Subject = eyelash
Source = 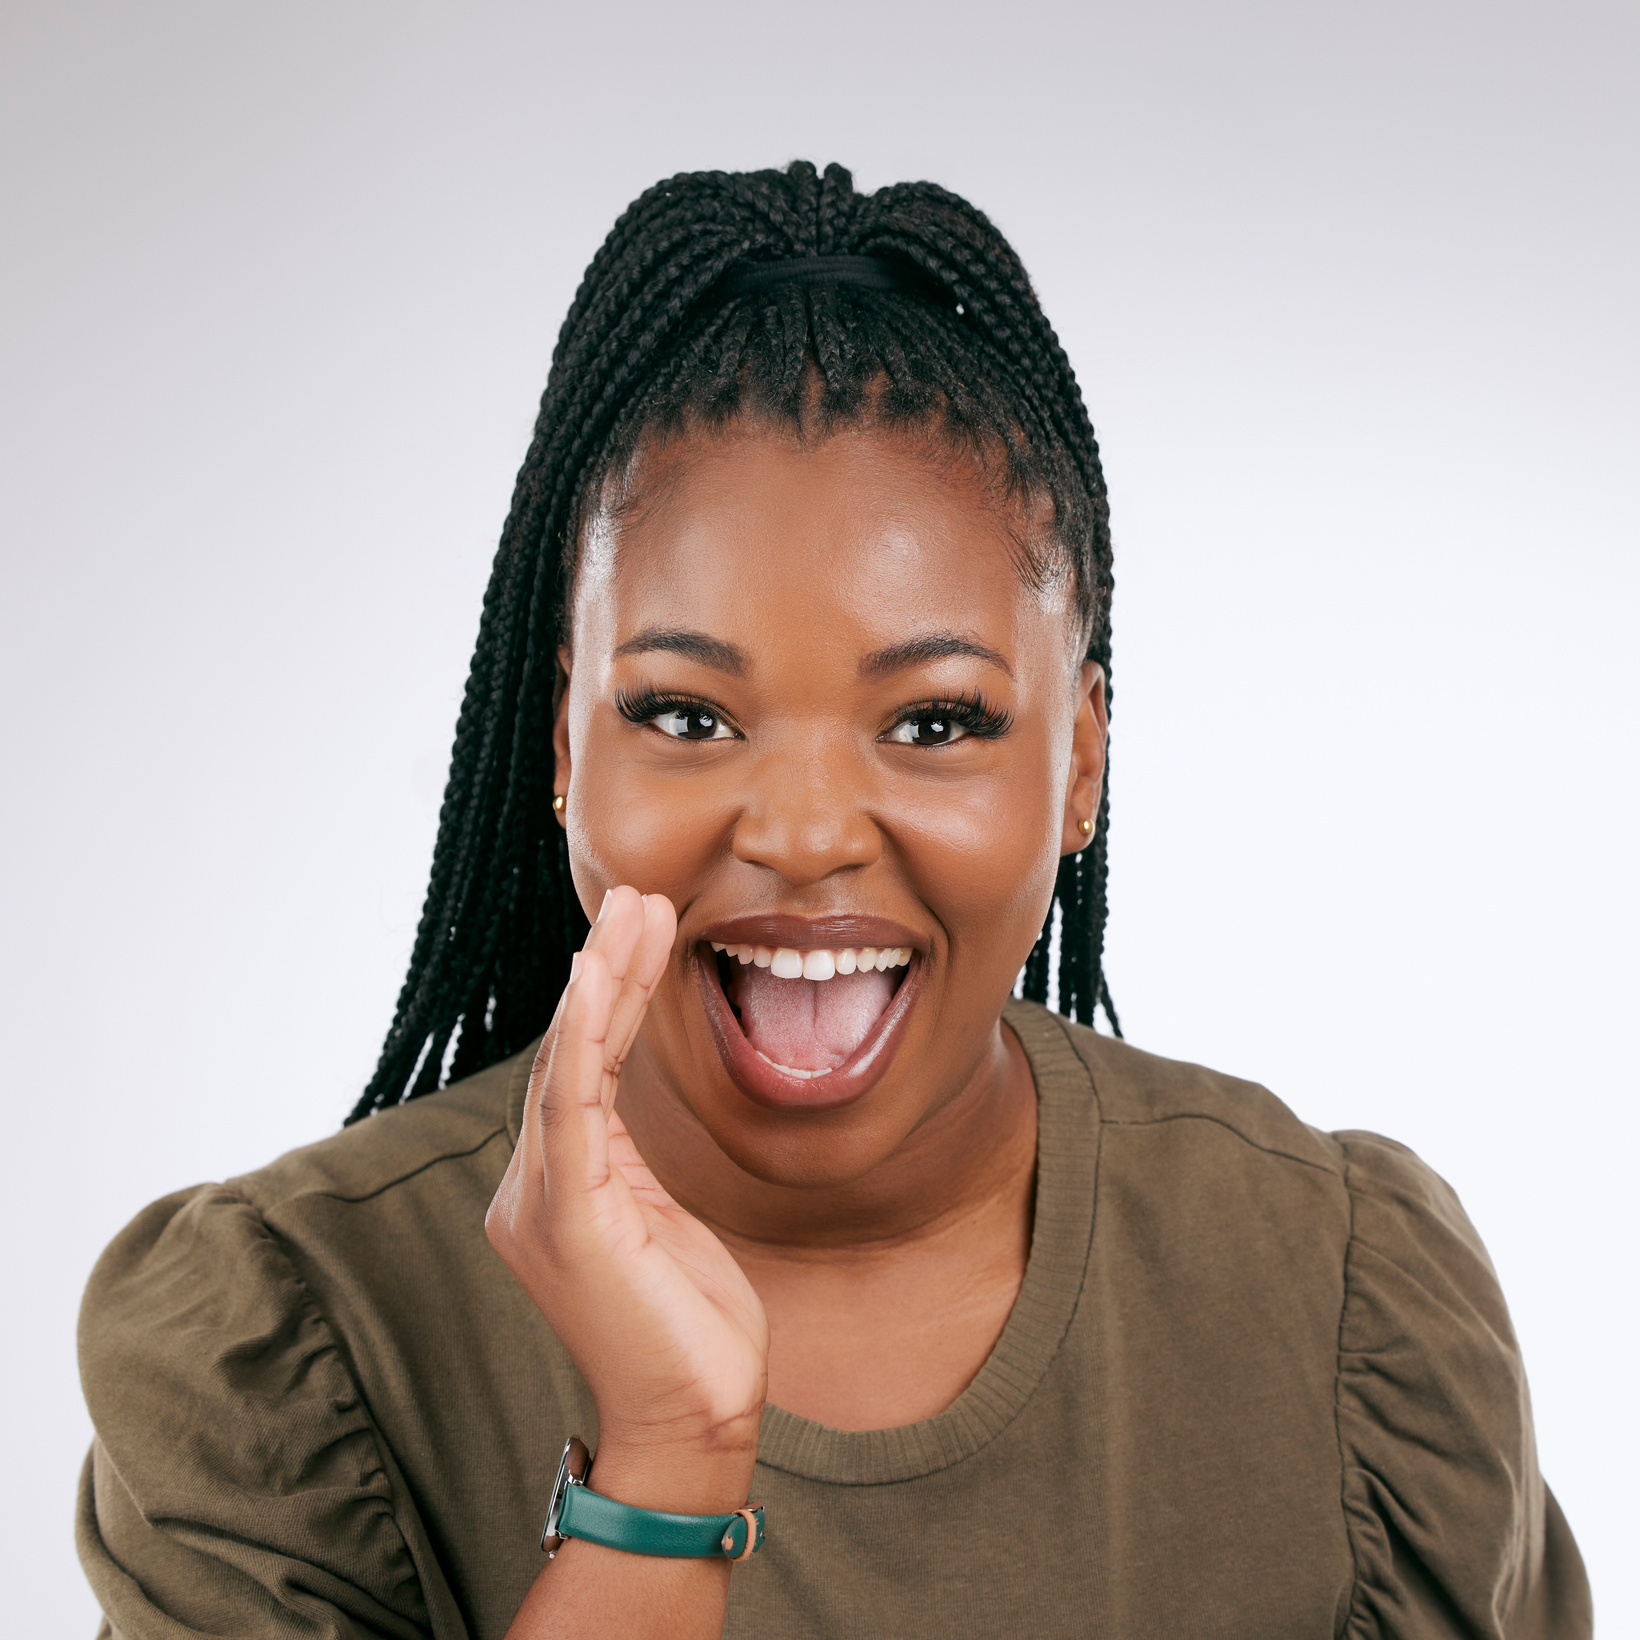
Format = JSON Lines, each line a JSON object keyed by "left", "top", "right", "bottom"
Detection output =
{"left": 614, "top": 688, "right": 1014, "bottom": 741}
{"left": 615, "top": 689, "right": 739, "bottom": 735}
{"left": 886, "top": 692, "right": 1015, "bottom": 743}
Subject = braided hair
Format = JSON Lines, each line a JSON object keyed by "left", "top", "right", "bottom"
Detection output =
{"left": 348, "top": 161, "right": 1117, "bottom": 1123}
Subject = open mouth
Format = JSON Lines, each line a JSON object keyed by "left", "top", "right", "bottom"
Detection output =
{"left": 694, "top": 928, "right": 923, "bottom": 1109}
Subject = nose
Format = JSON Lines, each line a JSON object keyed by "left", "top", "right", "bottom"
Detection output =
{"left": 730, "top": 741, "right": 882, "bottom": 887}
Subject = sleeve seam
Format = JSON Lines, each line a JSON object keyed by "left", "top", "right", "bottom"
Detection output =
{"left": 237, "top": 1125, "right": 509, "bottom": 1211}
{"left": 1099, "top": 1111, "right": 1340, "bottom": 1175}
{"left": 1041, "top": 1007, "right": 1343, "bottom": 1174}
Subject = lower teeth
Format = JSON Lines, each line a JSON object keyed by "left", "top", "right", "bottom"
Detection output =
{"left": 755, "top": 1052, "right": 834, "bottom": 1080}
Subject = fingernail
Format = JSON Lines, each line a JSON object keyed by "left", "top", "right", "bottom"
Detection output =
{"left": 597, "top": 889, "right": 612, "bottom": 923}
{"left": 570, "top": 951, "right": 583, "bottom": 980}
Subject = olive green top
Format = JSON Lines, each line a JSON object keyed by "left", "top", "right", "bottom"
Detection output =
{"left": 77, "top": 1000, "right": 1590, "bottom": 1638}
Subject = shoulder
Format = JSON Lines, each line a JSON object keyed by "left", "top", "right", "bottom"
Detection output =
{"left": 82, "top": 1042, "right": 536, "bottom": 1390}
{"left": 81, "top": 1043, "right": 532, "bottom": 1397}
{"left": 1027, "top": 1005, "right": 1522, "bottom": 1314}
{"left": 227, "top": 1042, "right": 529, "bottom": 1216}
{"left": 1009, "top": 999, "right": 1343, "bottom": 1176}
{"left": 1008, "top": 1007, "right": 1588, "bottom": 1634}
{"left": 82, "top": 1039, "right": 526, "bottom": 1331}
{"left": 76, "top": 1046, "right": 536, "bottom": 1636}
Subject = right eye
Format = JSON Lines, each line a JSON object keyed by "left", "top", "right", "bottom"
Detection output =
{"left": 885, "top": 711, "right": 970, "bottom": 747}
{"left": 615, "top": 687, "right": 742, "bottom": 742}
{"left": 650, "top": 706, "right": 734, "bottom": 741}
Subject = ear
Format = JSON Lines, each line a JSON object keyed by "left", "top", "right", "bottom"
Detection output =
{"left": 551, "top": 646, "right": 573, "bottom": 828}
{"left": 1059, "top": 661, "right": 1108, "bottom": 857}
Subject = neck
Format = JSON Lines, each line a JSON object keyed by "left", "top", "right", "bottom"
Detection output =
{"left": 615, "top": 1018, "right": 1038, "bottom": 1256}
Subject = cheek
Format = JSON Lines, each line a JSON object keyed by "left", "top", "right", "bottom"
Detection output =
{"left": 564, "top": 722, "right": 725, "bottom": 917}
{"left": 890, "top": 739, "right": 1065, "bottom": 962}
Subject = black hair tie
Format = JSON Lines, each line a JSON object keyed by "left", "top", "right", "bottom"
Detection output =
{"left": 716, "top": 254, "right": 953, "bottom": 306}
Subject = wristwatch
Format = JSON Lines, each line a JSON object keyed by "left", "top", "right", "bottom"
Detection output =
{"left": 540, "top": 1437, "right": 766, "bottom": 1561}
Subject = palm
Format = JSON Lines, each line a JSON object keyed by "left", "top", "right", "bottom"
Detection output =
{"left": 599, "top": 1111, "right": 769, "bottom": 1401}
{"left": 487, "top": 887, "right": 769, "bottom": 1447}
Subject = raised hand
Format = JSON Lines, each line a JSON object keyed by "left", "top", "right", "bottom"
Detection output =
{"left": 486, "top": 887, "right": 769, "bottom": 1507}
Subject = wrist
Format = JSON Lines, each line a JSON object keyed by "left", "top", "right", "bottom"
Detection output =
{"left": 585, "top": 1427, "right": 760, "bottom": 1517}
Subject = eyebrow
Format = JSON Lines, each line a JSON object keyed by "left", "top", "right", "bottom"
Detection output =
{"left": 859, "top": 633, "right": 1015, "bottom": 681}
{"left": 614, "top": 628, "right": 748, "bottom": 674}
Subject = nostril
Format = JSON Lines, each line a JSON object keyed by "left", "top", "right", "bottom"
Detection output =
{"left": 729, "top": 796, "right": 884, "bottom": 883}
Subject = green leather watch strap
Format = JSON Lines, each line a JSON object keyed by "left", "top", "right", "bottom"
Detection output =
{"left": 557, "top": 1481, "right": 766, "bottom": 1559}
{"left": 540, "top": 1437, "right": 766, "bottom": 1561}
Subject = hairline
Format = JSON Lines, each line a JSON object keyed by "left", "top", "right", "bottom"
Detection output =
{"left": 564, "top": 395, "right": 1087, "bottom": 663}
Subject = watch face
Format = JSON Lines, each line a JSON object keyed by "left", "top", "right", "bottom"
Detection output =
{"left": 540, "top": 1435, "right": 592, "bottom": 1556}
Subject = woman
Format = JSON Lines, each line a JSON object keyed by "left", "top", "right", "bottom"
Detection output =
{"left": 77, "top": 162, "right": 1590, "bottom": 1639}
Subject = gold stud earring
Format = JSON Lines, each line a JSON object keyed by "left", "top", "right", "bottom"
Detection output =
{"left": 1078, "top": 816, "right": 1094, "bottom": 836}
{"left": 553, "top": 794, "right": 566, "bottom": 814}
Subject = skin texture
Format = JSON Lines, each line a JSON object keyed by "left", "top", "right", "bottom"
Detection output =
{"left": 485, "top": 420, "right": 1107, "bottom": 1638}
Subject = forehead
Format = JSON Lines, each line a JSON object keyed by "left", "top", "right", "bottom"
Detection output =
{"left": 573, "top": 424, "right": 1067, "bottom": 665}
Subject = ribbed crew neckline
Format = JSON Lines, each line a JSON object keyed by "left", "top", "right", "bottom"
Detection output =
{"left": 505, "top": 998, "right": 1101, "bottom": 1487}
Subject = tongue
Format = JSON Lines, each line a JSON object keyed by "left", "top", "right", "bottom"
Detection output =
{"left": 729, "top": 964, "right": 898, "bottom": 1072}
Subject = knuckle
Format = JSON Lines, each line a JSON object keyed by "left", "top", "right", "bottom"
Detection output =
{"left": 537, "top": 1095, "right": 572, "bottom": 1137}
{"left": 483, "top": 1195, "right": 515, "bottom": 1253}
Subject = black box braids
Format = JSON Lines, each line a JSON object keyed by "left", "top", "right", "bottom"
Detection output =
{"left": 350, "top": 161, "right": 1117, "bottom": 1122}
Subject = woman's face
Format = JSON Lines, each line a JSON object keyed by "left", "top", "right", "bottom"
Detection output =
{"left": 556, "top": 420, "right": 1105, "bottom": 1191}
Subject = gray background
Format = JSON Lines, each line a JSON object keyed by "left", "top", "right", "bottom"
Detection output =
{"left": 3, "top": 1, "right": 1635, "bottom": 1630}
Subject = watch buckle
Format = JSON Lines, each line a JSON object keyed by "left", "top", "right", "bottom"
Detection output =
{"left": 540, "top": 1435, "right": 592, "bottom": 1557}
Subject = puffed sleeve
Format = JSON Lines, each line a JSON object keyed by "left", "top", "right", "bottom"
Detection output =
{"left": 1334, "top": 1132, "right": 1591, "bottom": 1639}
{"left": 77, "top": 1185, "right": 434, "bottom": 1639}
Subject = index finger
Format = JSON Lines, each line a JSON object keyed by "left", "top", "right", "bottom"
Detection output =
{"left": 602, "top": 894, "right": 677, "bottom": 1077}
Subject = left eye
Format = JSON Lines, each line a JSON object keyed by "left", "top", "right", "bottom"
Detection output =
{"left": 653, "top": 707, "right": 733, "bottom": 741}
{"left": 887, "top": 714, "right": 969, "bottom": 747}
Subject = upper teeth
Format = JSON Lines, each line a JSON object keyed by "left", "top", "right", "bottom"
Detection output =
{"left": 709, "top": 942, "right": 913, "bottom": 979}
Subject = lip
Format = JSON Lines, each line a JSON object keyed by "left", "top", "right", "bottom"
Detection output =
{"left": 692, "top": 921, "right": 926, "bottom": 1112}
{"left": 697, "top": 913, "right": 924, "bottom": 954}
